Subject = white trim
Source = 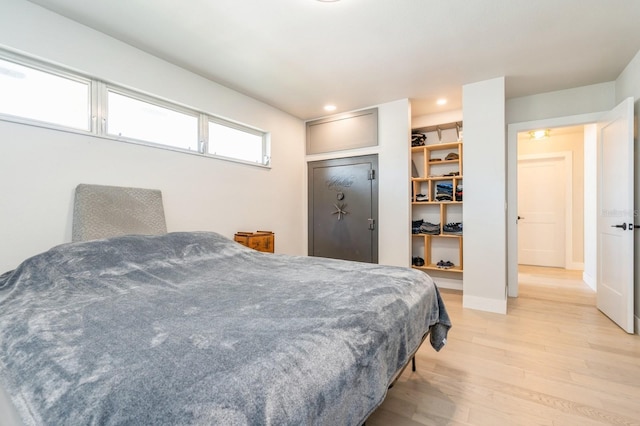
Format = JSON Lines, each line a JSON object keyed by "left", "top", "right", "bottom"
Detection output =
{"left": 507, "top": 112, "right": 604, "bottom": 298}
{"left": 432, "top": 277, "right": 463, "bottom": 291}
{"left": 517, "top": 151, "right": 573, "bottom": 269}
{"left": 567, "top": 261, "right": 585, "bottom": 271}
{"left": 462, "top": 294, "right": 507, "bottom": 314}
{"left": 583, "top": 270, "right": 596, "bottom": 291}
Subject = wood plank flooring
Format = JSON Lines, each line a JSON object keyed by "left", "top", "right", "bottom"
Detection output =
{"left": 367, "top": 266, "right": 640, "bottom": 425}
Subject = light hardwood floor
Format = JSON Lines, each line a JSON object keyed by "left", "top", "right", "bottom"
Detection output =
{"left": 367, "top": 266, "right": 640, "bottom": 425}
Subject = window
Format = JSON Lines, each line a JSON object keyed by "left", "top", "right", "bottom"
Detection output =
{"left": 0, "top": 57, "right": 89, "bottom": 130}
{"left": 0, "top": 51, "right": 271, "bottom": 167}
{"left": 107, "top": 91, "right": 198, "bottom": 151}
{"left": 208, "top": 120, "right": 268, "bottom": 165}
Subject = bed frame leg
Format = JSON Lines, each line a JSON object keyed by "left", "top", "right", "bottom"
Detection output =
{"left": 411, "top": 356, "right": 416, "bottom": 372}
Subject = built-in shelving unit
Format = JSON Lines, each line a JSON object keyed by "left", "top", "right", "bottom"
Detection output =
{"left": 411, "top": 123, "right": 463, "bottom": 273}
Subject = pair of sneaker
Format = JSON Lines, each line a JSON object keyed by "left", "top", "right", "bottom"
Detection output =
{"left": 443, "top": 222, "right": 462, "bottom": 234}
{"left": 437, "top": 260, "right": 454, "bottom": 269}
{"left": 412, "top": 257, "right": 425, "bottom": 267}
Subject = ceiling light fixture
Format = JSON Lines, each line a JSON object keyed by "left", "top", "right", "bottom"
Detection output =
{"left": 324, "top": 105, "right": 337, "bottom": 112}
{"left": 529, "top": 129, "right": 550, "bottom": 140}
{"left": 436, "top": 98, "right": 447, "bottom": 106}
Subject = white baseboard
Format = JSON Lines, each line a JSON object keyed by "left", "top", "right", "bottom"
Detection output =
{"left": 582, "top": 271, "right": 596, "bottom": 291}
{"left": 566, "top": 262, "right": 584, "bottom": 271}
{"left": 433, "top": 277, "right": 463, "bottom": 291}
{"left": 462, "top": 294, "right": 507, "bottom": 314}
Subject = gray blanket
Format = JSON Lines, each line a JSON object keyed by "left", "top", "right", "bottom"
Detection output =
{"left": 0, "top": 232, "right": 450, "bottom": 425}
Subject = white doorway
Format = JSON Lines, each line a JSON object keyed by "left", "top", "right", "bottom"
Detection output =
{"left": 517, "top": 152, "right": 572, "bottom": 268}
{"left": 507, "top": 99, "right": 636, "bottom": 334}
{"left": 508, "top": 113, "right": 602, "bottom": 299}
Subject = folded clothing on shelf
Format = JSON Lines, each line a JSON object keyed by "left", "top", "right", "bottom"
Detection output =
{"left": 436, "top": 182, "right": 453, "bottom": 201}
{"left": 411, "top": 132, "right": 426, "bottom": 147}
{"left": 418, "top": 221, "right": 440, "bottom": 235}
{"left": 456, "top": 184, "right": 463, "bottom": 201}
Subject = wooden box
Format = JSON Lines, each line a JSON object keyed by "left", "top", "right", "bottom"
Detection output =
{"left": 234, "top": 231, "right": 275, "bottom": 253}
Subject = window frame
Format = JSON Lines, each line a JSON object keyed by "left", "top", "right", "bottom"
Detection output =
{"left": 0, "top": 51, "right": 93, "bottom": 133}
{"left": 0, "top": 49, "right": 271, "bottom": 168}
{"left": 104, "top": 86, "right": 201, "bottom": 152}
{"left": 207, "top": 116, "right": 271, "bottom": 166}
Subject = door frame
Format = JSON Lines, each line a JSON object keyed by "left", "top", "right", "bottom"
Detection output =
{"left": 507, "top": 112, "right": 603, "bottom": 298}
{"left": 517, "top": 151, "right": 574, "bottom": 269}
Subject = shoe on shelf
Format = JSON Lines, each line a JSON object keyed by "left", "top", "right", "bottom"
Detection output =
{"left": 445, "top": 152, "right": 459, "bottom": 161}
{"left": 443, "top": 222, "right": 463, "bottom": 234}
{"left": 415, "top": 194, "right": 429, "bottom": 202}
{"left": 436, "top": 260, "right": 454, "bottom": 269}
{"left": 412, "top": 257, "right": 425, "bottom": 267}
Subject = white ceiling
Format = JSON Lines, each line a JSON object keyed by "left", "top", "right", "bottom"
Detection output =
{"left": 26, "top": 0, "right": 640, "bottom": 120}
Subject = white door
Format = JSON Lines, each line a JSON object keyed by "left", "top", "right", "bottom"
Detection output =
{"left": 597, "top": 97, "right": 635, "bottom": 333}
{"left": 518, "top": 154, "right": 567, "bottom": 267}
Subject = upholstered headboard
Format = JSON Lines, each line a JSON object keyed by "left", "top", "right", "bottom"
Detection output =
{"left": 72, "top": 184, "right": 167, "bottom": 242}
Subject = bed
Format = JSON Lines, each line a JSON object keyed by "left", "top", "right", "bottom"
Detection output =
{"left": 0, "top": 185, "right": 450, "bottom": 426}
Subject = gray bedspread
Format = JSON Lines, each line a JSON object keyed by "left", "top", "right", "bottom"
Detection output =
{"left": 0, "top": 232, "right": 450, "bottom": 425}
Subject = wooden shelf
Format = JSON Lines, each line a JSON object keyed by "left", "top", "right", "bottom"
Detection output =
{"left": 412, "top": 233, "right": 462, "bottom": 238}
{"left": 412, "top": 201, "right": 462, "bottom": 205}
{"left": 412, "top": 175, "right": 462, "bottom": 182}
{"left": 411, "top": 123, "right": 463, "bottom": 274}
{"left": 412, "top": 265, "right": 463, "bottom": 273}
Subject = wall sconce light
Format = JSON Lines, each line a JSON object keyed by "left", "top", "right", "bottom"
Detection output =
{"left": 529, "top": 129, "right": 550, "bottom": 140}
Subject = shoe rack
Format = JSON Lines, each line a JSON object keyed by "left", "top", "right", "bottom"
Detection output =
{"left": 411, "top": 121, "right": 463, "bottom": 273}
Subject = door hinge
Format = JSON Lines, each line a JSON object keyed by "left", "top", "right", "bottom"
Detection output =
{"left": 368, "top": 218, "right": 375, "bottom": 230}
{"left": 368, "top": 169, "right": 376, "bottom": 180}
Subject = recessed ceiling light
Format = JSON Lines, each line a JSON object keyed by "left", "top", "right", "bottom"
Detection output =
{"left": 529, "top": 129, "right": 550, "bottom": 140}
{"left": 324, "top": 105, "right": 337, "bottom": 112}
{"left": 436, "top": 98, "right": 447, "bottom": 106}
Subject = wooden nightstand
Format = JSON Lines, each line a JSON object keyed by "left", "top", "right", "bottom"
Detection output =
{"left": 234, "top": 231, "right": 275, "bottom": 253}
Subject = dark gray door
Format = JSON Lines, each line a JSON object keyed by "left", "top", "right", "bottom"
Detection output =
{"left": 308, "top": 155, "right": 378, "bottom": 263}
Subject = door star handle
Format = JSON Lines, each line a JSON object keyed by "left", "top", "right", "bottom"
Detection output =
{"left": 612, "top": 223, "right": 627, "bottom": 230}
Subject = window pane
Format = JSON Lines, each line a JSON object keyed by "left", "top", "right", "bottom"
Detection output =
{"left": 0, "top": 58, "right": 89, "bottom": 130}
{"left": 107, "top": 91, "right": 198, "bottom": 151}
{"left": 208, "top": 121, "right": 264, "bottom": 164}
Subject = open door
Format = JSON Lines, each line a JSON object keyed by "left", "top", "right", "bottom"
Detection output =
{"left": 597, "top": 97, "right": 635, "bottom": 333}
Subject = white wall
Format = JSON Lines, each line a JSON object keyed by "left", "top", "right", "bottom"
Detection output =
{"left": 0, "top": 0, "right": 306, "bottom": 273}
{"left": 615, "top": 48, "right": 640, "bottom": 329}
{"left": 462, "top": 77, "right": 507, "bottom": 314}
{"left": 305, "top": 99, "right": 412, "bottom": 268}
{"left": 411, "top": 110, "right": 463, "bottom": 129}
{"left": 506, "top": 82, "right": 616, "bottom": 124}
